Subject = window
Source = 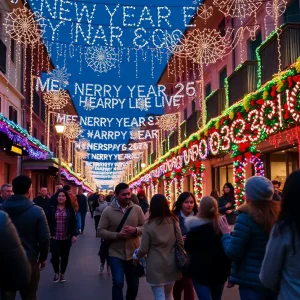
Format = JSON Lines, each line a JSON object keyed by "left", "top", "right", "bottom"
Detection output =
{"left": 212, "top": 164, "right": 233, "bottom": 193}
{"left": 41, "top": 135, "right": 45, "bottom": 145}
{"left": 248, "top": 31, "right": 262, "bottom": 60}
{"left": 11, "top": 39, "right": 15, "bottom": 63}
{"left": 27, "top": 122, "right": 30, "bottom": 132}
{"left": 33, "top": 128, "right": 37, "bottom": 138}
{"left": 9, "top": 106, "right": 18, "bottom": 123}
{"left": 0, "top": 39, "right": 6, "bottom": 74}
{"left": 205, "top": 83, "right": 211, "bottom": 98}
{"left": 219, "top": 67, "right": 227, "bottom": 88}
{"left": 192, "top": 99, "right": 196, "bottom": 113}
{"left": 41, "top": 101, "right": 46, "bottom": 122}
{"left": 184, "top": 108, "right": 188, "bottom": 119}
{"left": 218, "top": 18, "right": 226, "bottom": 37}
{"left": 33, "top": 91, "right": 40, "bottom": 115}
{"left": 284, "top": 0, "right": 300, "bottom": 23}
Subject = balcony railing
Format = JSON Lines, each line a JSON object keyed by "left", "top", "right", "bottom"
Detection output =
{"left": 206, "top": 89, "right": 226, "bottom": 122}
{"left": 259, "top": 23, "right": 300, "bottom": 84}
{"left": 0, "top": 40, "right": 7, "bottom": 74}
{"left": 227, "top": 61, "right": 258, "bottom": 106}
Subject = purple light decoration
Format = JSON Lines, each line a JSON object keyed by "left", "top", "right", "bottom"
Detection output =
{"left": 0, "top": 121, "right": 49, "bottom": 160}
{"left": 249, "top": 155, "right": 265, "bottom": 176}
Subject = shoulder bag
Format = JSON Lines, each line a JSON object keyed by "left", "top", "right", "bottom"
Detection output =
{"left": 173, "top": 222, "right": 190, "bottom": 270}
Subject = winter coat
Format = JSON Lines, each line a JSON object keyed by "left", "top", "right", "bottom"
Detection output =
{"left": 175, "top": 212, "right": 189, "bottom": 236}
{"left": 76, "top": 194, "right": 88, "bottom": 214}
{"left": 47, "top": 205, "right": 78, "bottom": 238}
{"left": 1, "top": 195, "right": 50, "bottom": 261}
{"left": 185, "top": 217, "right": 230, "bottom": 286}
{"left": 218, "top": 195, "right": 237, "bottom": 225}
{"left": 93, "top": 200, "right": 108, "bottom": 217}
{"left": 33, "top": 195, "right": 51, "bottom": 214}
{"left": 136, "top": 218, "right": 182, "bottom": 285}
{"left": 98, "top": 199, "right": 145, "bottom": 261}
{"left": 0, "top": 211, "right": 31, "bottom": 291}
{"left": 260, "top": 223, "right": 300, "bottom": 300}
{"left": 138, "top": 198, "right": 149, "bottom": 214}
{"left": 221, "top": 204, "right": 273, "bottom": 291}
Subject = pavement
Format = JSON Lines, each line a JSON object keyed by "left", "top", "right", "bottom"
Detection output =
{"left": 17, "top": 214, "right": 239, "bottom": 300}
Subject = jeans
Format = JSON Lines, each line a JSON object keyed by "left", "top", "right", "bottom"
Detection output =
{"left": 173, "top": 277, "right": 195, "bottom": 300}
{"left": 94, "top": 215, "right": 101, "bottom": 233}
{"left": 108, "top": 256, "right": 139, "bottom": 300}
{"left": 80, "top": 212, "right": 87, "bottom": 231}
{"left": 151, "top": 284, "right": 174, "bottom": 300}
{"left": 192, "top": 281, "right": 224, "bottom": 300}
{"left": 2, "top": 260, "right": 40, "bottom": 300}
{"left": 76, "top": 212, "right": 82, "bottom": 231}
{"left": 50, "top": 239, "right": 72, "bottom": 274}
{"left": 239, "top": 286, "right": 278, "bottom": 300}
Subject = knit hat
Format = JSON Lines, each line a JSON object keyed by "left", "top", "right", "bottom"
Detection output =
{"left": 245, "top": 176, "right": 274, "bottom": 201}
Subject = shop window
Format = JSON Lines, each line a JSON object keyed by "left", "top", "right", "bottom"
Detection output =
{"left": 248, "top": 31, "right": 262, "bottom": 61}
{"left": 284, "top": 0, "right": 300, "bottom": 23}
{"left": 219, "top": 67, "right": 227, "bottom": 88}
{"left": 264, "top": 147, "right": 299, "bottom": 187}
{"left": 33, "top": 91, "right": 40, "bottom": 115}
{"left": 205, "top": 83, "right": 211, "bottom": 97}
{"left": 212, "top": 164, "right": 233, "bottom": 194}
{"left": 9, "top": 106, "right": 18, "bottom": 123}
{"left": 11, "top": 39, "right": 15, "bottom": 63}
{"left": 0, "top": 39, "right": 6, "bottom": 74}
{"left": 218, "top": 18, "right": 226, "bottom": 37}
{"left": 184, "top": 108, "right": 188, "bottom": 119}
{"left": 191, "top": 99, "right": 196, "bottom": 113}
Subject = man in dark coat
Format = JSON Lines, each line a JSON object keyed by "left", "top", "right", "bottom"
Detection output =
{"left": 0, "top": 184, "right": 13, "bottom": 204}
{"left": 33, "top": 187, "right": 51, "bottom": 214}
{"left": 0, "top": 211, "right": 31, "bottom": 298}
{"left": 76, "top": 187, "right": 88, "bottom": 233}
{"left": 2, "top": 175, "right": 50, "bottom": 300}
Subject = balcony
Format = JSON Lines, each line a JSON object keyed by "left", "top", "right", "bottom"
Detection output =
{"left": 259, "top": 23, "right": 300, "bottom": 84}
{"left": 186, "top": 111, "right": 201, "bottom": 137}
{"left": 206, "top": 89, "right": 226, "bottom": 122}
{"left": 0, "top": 40, "right": 7, "bottom": 74}
{"left": 227, "top": 61, "right": 258, "bottom": 106}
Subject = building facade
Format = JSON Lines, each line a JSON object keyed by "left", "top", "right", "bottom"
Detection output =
{"left": 129, "top": 0, "right": 300, "bottom": 205}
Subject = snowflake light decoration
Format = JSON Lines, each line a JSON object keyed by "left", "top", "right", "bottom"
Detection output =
{"left": 83, "top": 99, "right": 95, "bottom": 111}
{"left": 197, "top": 5, "right": 213, "bottom": 23}
{"left": 77, "top": 150, "right": 88, "bottom": 159}
{"left": 136, "top": 98, "right": 149, "bottom": 111}
{"left": 4, "top": 6, "right": 46, "bottom": 46}
{"left": 85, "top": 46, "right": 117, "bottom": 73}
{"left": 213, "top": 0, "right": 262, "bottom": 18}
{"left": 48, "top": 66, "right": 70, "bottom": 88}
{"left": 75, "top": 138, "right": 89, "bottom": 151}
{"left": 266, "top": 0, "right": 287, "bottom": 18}
{"left": 43, "top": 89, "right": 70, "bottom": 110}
{"left": 63, "top": 121, "right": 83, "bottom": 140}
{"left": 157, "top": 114, "right": 179, "bottom": 131}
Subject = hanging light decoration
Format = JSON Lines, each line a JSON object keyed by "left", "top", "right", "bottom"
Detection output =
{"left": 4, "top": 6, "right": 45, "bottom": 46}
{"left": 63, "top": 121, "right": 83, "bottom": 140}
{"left": 43, "top": 89, "right": 70, "bottom": 110}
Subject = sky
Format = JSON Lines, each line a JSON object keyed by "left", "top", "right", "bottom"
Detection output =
{"left": 28, "top": 0, "right": 198, "bottom": 188}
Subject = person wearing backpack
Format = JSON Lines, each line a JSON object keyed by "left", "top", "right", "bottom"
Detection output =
{"left": 98, "top": 183, "right": 145, "bottom": 300}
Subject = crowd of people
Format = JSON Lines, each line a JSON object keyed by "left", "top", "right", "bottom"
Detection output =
{"left": 0, "top": 171, "right": 299, "bottom": 300}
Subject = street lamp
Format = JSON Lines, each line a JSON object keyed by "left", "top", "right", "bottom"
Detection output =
{"left": 54, "top": 123, "right": 65, "bottom": 184}
{"left": 141, "top": 162, "right": 146, "bottom": 169}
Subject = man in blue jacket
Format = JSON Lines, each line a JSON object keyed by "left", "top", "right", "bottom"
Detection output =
{"left": 2, "top": 175, "right": 50, "bottom": 300}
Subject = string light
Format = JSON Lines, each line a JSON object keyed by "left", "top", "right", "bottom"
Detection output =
{"left": 4, "top": 6, "right": 45, "bottom": 46}
{"left": 43, "top": 89, "right": 70, "bottom": 110}
{"left": 157, "top": 113, "right": 179, "bottom": 131}
{"left": 63, "top": 121, "right": 83, "bottom": 140}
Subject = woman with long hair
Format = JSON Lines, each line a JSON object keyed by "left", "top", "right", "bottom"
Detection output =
{"left": 260, "top": 170, "right": 300, "bottom": 299}
{"left": 134, "top": 194, "right": 183, "bottom": 300}
{"left": 172, "top": 192, "right": 198, "bottom": 300}
{"left": 210, "top": 189, "right": 220, "bottom": 200}
{"left": 219, "top": 176, "right": 280, "bottom": 300}
{"left": 218, "top": 183, "right": 236, "bottom": 226}
{"left": 47, "top": 189, "right": 77, "bottom": 283}
{"left": 92, "top": 194, "right": 107, "bottom": 237}
{"left": 184, "top": 196, "right": 230, "bottom": 300}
